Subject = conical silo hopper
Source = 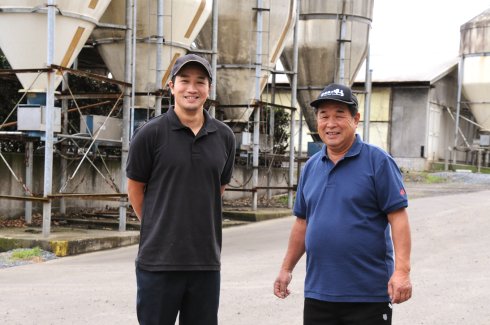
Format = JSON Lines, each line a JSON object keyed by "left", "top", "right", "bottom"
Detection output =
{"left": 195, "top": 0, "right": 296, "bottom": 126}
{"left": 91, "top": 0, "right": 212, "bottom": 109}
{"left": 0, "top": 0, "right": 111, "bottom": 92}
{"left": 281, "top": 0, "right": 373, "bottom": 137}
{"left": 460, "top": 9, "right": 490, "bottom": 133}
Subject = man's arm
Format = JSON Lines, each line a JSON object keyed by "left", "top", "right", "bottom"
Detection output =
{"left": 274, "top": 217, "right": 307, "bottom": 299}
{"left": 127, "top": 178, "right": 146, "bottom": 221}
{"left": 387, "top": 207, "right": 412, "bottom": 304}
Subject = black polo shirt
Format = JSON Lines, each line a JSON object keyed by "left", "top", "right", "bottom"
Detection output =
{"left": 126, "top": 107, "right": 235, "bottom": 271}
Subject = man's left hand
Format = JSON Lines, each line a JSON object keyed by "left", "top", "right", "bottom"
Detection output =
{"left": 388, "top": 270, "right": 412, "bottom": 304}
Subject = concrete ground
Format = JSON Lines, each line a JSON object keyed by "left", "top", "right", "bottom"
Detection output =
{"left": 0, "top": 187, "right": 490, "bottom": 324}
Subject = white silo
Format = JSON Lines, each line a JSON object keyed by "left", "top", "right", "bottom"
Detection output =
{"left": 0, "top": 0, "right": 111, "bottom": 94}
{"left": 91, "top": 0, "right": 212, "bottom": 109}
{"left": 280, "top": 0, "right": 374, "bottom": 138}
{"left": 195, "top": 0, "right": 297, "bottom": 126}
{"left": 0, "top": 0, "right": 112, "bottom": 236}
{"left": 460, "top": 9, "right": 490, "bottom": 135}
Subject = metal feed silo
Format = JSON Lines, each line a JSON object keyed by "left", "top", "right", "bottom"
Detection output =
{"left": 460, "top": 9, "right": 490, "bottom": 133}
{"left": 0, "top": 0, "right": 111, "bottom": 92}
{"left": 91, "top": 0, "right": 212, "bottom": 108}
{"left": 195, "top": 0, "right": 296, "bottom": 125}
{"left": 281, "top": 0, "right": 373, "bottom": 137}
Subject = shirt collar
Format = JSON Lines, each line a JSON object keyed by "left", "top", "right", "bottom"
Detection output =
{"left": 168, "top": 107, "right": 217, "bottom": 133}
{"left": 321, "top": 134, "right": 363, "bottom": 161}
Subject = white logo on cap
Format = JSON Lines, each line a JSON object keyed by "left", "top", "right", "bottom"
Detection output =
{"left": 320, "top": 89, "right": 344, "bottom": 97}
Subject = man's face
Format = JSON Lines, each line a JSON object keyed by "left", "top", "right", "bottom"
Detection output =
{"left": 169, "top": 64, "right": 210, "bottom": 112}
{"left": 316, "top": 101, "right": 360, "bottom": 153}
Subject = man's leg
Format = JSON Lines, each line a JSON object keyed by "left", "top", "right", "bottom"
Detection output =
{"left": 136, "top": 267, "right": 185, "bottom": 325}
{"left": 303, "top": 298, "right": 342, "bottom": 325}
{"left": 340, "top": 302, "right": 393, "bottom": 325}
{"left": 179, "top": 271, "right": 220, "bottom": 325}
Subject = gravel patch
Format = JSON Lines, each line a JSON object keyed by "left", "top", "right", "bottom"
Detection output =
{"left": 0, "top": 248, "right": 58, "bottom": 269}
{"left": 431, "top": 171, "right": 490, "bottom": 185}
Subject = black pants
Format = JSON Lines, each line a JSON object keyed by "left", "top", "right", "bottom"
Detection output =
{"left": 304, "top": 298, "right": 392, "bottom": 325}
{"left": 136, "top": 267, "right": 220, "bottom": 325}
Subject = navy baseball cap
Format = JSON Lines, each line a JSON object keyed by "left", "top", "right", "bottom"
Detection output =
{"left": 171, "top": 54, "right": 212, "bottom": 81}
{"left": 310, "top": 83, "right": 358, "bottom": 109}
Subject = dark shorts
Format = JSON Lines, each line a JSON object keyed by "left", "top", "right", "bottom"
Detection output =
{"left": 304, "top": 298, "right": 393, "bottom": 325}
{"left": 136, "top": 267, "right": 220, "bottom": 325}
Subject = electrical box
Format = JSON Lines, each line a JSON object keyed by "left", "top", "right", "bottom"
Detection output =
{"left": 17, "top": 105, "right": 61, "bottom": 132}
{"left": 237, "top": 131, "right": 252, "bottom": 151}
{"left": 480, "top": 134, "right": 490, "bottom": 147}
{"left": 235, "top": 132, "right": 272, "bottom": 152}
{"left": 80, "top": 115, "right": 122, "bottom": 141}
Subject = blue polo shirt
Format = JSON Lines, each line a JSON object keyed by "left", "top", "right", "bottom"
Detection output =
{"left": 294, "top": 134, "right": 408, "bottom": 302}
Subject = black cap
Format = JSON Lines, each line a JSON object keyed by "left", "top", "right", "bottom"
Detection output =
{"left": 170, "top": 54, "right": 212, "bottom": 81}
{"left": 310, "top": 83, "right": 357, "bottom": 109}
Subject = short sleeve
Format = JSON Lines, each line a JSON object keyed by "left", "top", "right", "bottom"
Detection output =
{"left": 220, "top": 127, "right": 236, "bottom": 185}
{"left": 125, "top": 124, "right": 156, "bottom": 183}
{"left": 293, "top": 163, "right": 308, "bottom": 219}
{"left": 375, "top": 156, "right": 408, "bottom": 214}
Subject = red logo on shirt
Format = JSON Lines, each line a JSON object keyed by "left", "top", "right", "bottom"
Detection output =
{"left": 400, "top": 188, "right": 406, "bottom": 196}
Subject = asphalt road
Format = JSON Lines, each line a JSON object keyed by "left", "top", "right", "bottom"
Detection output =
{"left": 1, "top": 190, "right": 490, "bottom": 324}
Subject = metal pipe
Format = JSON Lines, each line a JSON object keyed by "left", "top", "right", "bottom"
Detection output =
{"left": 298, "top": 106, "right": 303, "bottom": 157}
{"left": 252, "top": 0, "right": 264, "bottom": 211}
{"left": 288, "top": 0, "right": 300, "bottom": 209}
{"left": 209, "top": 0, "right": 219, "bottom": 118}
{"left": 25, "top": 142, "right": 33, "bottom": 223}
{"left": 56, "top": 133, "right": 122, "bottom": 143}
{"left": 119, "top": 0, "right": 134, "bottom": 232}
{"left": 270, "top": 72, "right": 276, "bottom": 154}
{"left": 363, "top": 45, "right": 372, "bottom": 142}
{"left": 0, "top": 131, "right": 24, "bottom": 135}
{"left": 60, "top": 72, "right": 69, "bottom": 215}
{"left": 454, "top": 56, "right": 464, "bottom": 164}
{"left": 130, "top": 0, "right": 138, "bottom": 139}
{"left": 337, "top": 1, "right": 347, "bottom": 85}
{"left": 445, "top": 106, "right": 471, "bottom": 148}
{"left": 477, "top": 150, "right": 482, "bottom": 173}
{"left": 43, "top": 0, "right": 56, "bottom": 237}
{"left": 267, "top": 71, "right": 277, "bottom": 200}
{"left": 154, "top": 0, "right": 164, "bottom": 116}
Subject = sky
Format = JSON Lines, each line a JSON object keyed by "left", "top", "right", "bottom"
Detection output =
{"left": 366, "top": 0, "right": 490, "bottom": 81}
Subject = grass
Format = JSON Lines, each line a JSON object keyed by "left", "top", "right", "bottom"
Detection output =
{"left": 402, "top": 171, "right": 448, "bottom": 184}
{"left": 276, "top": 194, "right": 295, "bottom": 206}
{"left": 10, "top": 247, "right": 43, "bottom": 260}
{"left": 431, "top": 162, "right": 490, "bottom": 174}
{"left": 425, "top": 174, "right": 446, "bottom": 184}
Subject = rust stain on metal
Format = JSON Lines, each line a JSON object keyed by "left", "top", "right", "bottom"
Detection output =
{"left": 88, "top": 0, "right": 99, "bottom": 9}
{"left": 58, "top": 27, "right": 85, "bottom": 75}
{"left": 271, "top": 0, "right": 295, "bottom": 63}
{"left": 162, "top": 53, "right": 181, "bottom": 87}
{"left": 184, "top": 0, "right": 206, "bottom": 39}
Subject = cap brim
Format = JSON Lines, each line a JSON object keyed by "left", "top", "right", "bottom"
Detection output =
{"left": 310, "top": 98, "right": 355, "bottom": 108}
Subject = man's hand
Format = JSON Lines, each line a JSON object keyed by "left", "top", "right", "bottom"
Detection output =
{"left": 274, "top": 269, "right": 292, "bottom": 299}
{"left": 388, "top": 270, "right": 412, "bottom": 304}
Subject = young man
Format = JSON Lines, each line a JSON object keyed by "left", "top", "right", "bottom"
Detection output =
{"left": 274, "top": 83, "right": 412, "bottom": 325}
{"left": 126, "top": 54, "right": 236, "bottom": 325}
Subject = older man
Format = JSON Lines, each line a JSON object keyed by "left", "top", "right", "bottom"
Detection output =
{"left": 274, "top": 83, "right": 412, "bottom": 325}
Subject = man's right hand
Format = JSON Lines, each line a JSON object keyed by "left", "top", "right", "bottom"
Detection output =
{"left": 273, "top": 270, "right": 292, "bottom": 299}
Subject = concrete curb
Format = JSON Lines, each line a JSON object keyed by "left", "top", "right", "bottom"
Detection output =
{"left": 0, "top": 229, "right": 140, "bottom": 257}
{"left": 0, "top": 209, "right": 293, "bottom": 257}
{"left": 223, "top": 208, "right": 293, "bottom": 222}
